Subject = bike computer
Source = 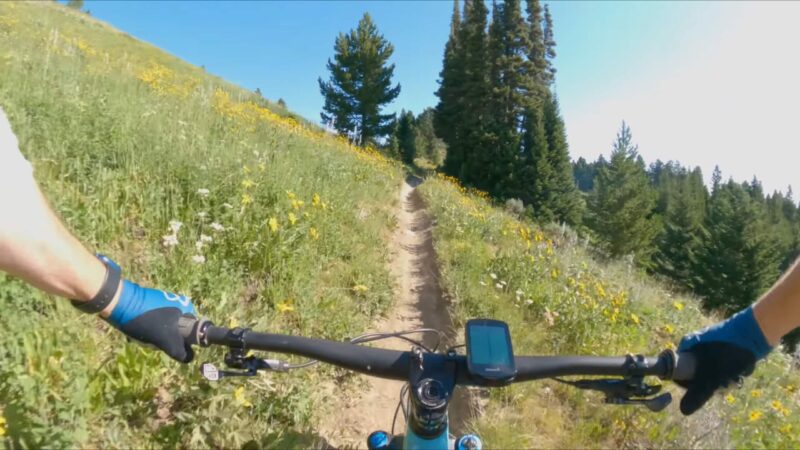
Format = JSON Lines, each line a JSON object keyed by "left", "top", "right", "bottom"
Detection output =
{"left": 465, "top": 319, "right": 516, "bottom": 385}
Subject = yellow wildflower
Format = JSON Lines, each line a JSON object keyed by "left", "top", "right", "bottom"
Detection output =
{"left": 0, "top": 414, "right": 6, "bottom": 437}
{"left": 780, "top": 424, "right": 792, "bottom": 435}
{"left": 352, "top": 284, "right": 369, "bottom": 295}
{"left": 241, "top": 193, "right": 253, "bottom": 206}
{"left": 662, "top": 324, "right": 675, "bottom": 335}
{"left": 258, "top": 162, "right": 267, "bottom": 172}
{"left": 550, "top": 268, "right": 559, "bottom": 279}
{"left": 276, "top": 299, "right": 295, "bottom": 313}
{"left": 268, "top": 217, "right": 279, "bottom": 233}
{"left": 241, "top": 178, "right": 256, "bottom": 189}
{"left": 233, "top": 385, "right": 253, "bottom": 407}
{"left": 630, "top": 313, "right": 640, "bottom": 326}
{"left": 771, "top": 400, "right": 784, "bottom": 411}
{"left": 784, "top": 384, "right": 797, "bottom": 393}
{"left": 309, "top": 228, "right": 319, "bottom": 240}
{"left": 751, "top": 389, "right": 762, "bottom": 398}
{"left": 229, "top": 317, "right": 240, "bottom": 328}
{"left": 673, "top": 301, "right": 684, "bottom": 311}
{"left": 242, "top": 165, "right": 251, "bottom": 174}
{"left": 286, "top": 190, "right": 296, "bottom": 200}
{"left": 312, "top": 193, "right": 321, "bottom": 206}
{"left": 748, "top": 410, "right": 762, "bottom": 422}
{"left": 725, "top": 393, "right": 736, "bottom": 405}
{"left": 291, "top": 200, "right": 305, "bottom": 210}
{"left": 288, "top": 212, "right": 297, "bottom": 225}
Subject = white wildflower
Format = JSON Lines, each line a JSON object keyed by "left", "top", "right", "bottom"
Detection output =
{"left": 197, "top": 211, "right": 208, "bottom": 219}
{"left": 197, "top": 188, "right": 210, "bottom": 197}
{"left": 162, "top": 234, "right": 179, "bottom": 248}
{"left": 223, "top": 203, "right": 234, "bottom": 209}
{"left": 495, "top": 283, "right": 503, "bottom": 289}
{"left": 168, "top": 220, "right": 183, "bottom": 234}
{"left": 195, "top": 240, "right": 204, "bottom": 252}
{"left": 192, "top": 254, "right": 206, "bottom": 264}
{"left": 200, "top": 234, "right": 213, "bottom": 243}
{"left": 515, "top": 289, "right": 524, "bottom": 297}
{"left": 489, "top": 273, "right": 498, "bottom": 280}
{"left": 500, "top": 280, "right": 507, "bottom": 286}
{"left": 479, "top": 281, "right": 487, "bottom": 286}
{"left": 210, "top": 222, "right": 225, "bottom": 232}
{"left": 525, "top": 299, "right": 534, "bottom": 305}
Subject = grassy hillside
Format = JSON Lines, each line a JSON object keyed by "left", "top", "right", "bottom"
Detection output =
{"left": 0, "top": 2, "right": 401, "bottom": 447}
{"left": 420, "top": 174, "right": 800, "bottom": 449}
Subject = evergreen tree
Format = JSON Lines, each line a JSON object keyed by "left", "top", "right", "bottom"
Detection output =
{"left": 521, "top": 106, "right": 553, "bottom": 220}
{"left": 587, "top": 122, "right": 659, "bottom": 265}
{"left": 67, "top": 0, "right": 84, "bottom": 10}
{"left": 573, "top": 156, "right": 604, "bottom": 192}
{"left": 435, "top": 0, "right": 465, "bottom": 176}
{"left": 695, "top": 180, "right": 781, "bottom": 313}
{"left": 395, "top": 110, "right": 417, "bottom": 165}
{"left": 542, "top": 4, "right": 557, "bottom": 85}
{"left": 319, "top": 13, "right": 401, "bottom": 145}
{"left": 525, "top": 0, "right": 548, "bottom": 91}
{"left": 414, "top": 108, "right": 447, "bottom": 166}
{"left": 456, "top": 0, "right": 493, "bottom": 187}
{"left": 540, "top": 94, "right": 582, "bottom": 225}
{"left": 652, "top": 165, "right": 708, "bottom": 290}
{"left": 482, "top": 0, "right": 536, "bottom": 196}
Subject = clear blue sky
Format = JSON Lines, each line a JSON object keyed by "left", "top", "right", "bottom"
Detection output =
{"left": 80, "top": 1, "right": 799, "bottom": 194}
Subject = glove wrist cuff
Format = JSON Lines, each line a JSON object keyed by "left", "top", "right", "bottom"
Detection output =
{"left": 71, "top": 254, "right": 122, "bottom": 314}
{"left": 737, "top": 307, "right": 773, "bottom": 360}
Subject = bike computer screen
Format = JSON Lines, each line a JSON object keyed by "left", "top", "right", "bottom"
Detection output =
{"left": 465, "top": 319, "right": 516, "bottom": 385}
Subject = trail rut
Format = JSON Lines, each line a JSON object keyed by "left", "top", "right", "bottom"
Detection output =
{"left": 318, "top": 176, "right": 467, "bottom": 448}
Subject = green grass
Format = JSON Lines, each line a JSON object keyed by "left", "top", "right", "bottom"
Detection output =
{"left": 0, "top": 2, "right": 401, "bottom": 447}
{"left": 419, "top": 173, "right": 800, "bottom": 449}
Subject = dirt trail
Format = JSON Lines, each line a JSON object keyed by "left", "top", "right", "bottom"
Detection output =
{"left": 318, "top": 176, "right": 467, "bottom": 448}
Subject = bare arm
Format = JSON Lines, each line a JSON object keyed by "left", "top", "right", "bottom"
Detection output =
{"left": 0, "top": 107, "right": 119, "bottom": 315}
{"left": 753, "top": 258, "right": 800, "bottom": 345}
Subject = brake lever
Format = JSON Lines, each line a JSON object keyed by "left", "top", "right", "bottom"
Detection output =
{"left": 605, "top": 393, "right": 673, "bottom": 412}
{"left": 556, "top": 377, "right": 671, "bottom": 412}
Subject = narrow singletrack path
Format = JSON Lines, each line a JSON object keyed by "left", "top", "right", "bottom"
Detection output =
{"left": 318, "top": 175, "right": 466, "bottom": 448}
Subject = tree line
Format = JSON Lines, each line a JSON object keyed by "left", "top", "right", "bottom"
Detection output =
{"left": 576, "top": 123, "right": 800, "bottom": 347}
{"left": 317, "top": 2, "right": 800, "bottom": 348}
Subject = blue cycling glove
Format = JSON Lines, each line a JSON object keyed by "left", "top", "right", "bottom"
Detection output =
{"left": 107, "top": 280, "right": 197, "bottom": 363}
{"left": 676, "top": 307, "right": 772, "bottom": 415}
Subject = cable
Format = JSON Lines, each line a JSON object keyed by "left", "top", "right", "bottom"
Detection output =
{"left": 391, "top": 383, "right": 410, "bottom": 435}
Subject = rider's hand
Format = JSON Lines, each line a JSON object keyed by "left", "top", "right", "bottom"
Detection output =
{"left": 107, "top": 280, "right": 197, "bottom": 363}
{"left": 676, "top": 307, "right": 772, "bottom": 415}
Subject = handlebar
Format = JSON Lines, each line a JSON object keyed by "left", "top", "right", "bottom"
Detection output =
{"left": 179, "top": 316, "right": 696, "bottom": 384}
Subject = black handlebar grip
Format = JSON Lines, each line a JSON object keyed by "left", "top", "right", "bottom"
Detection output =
{"left": 672, "top": 352, "right": 697, "bottom": 382}
{"left": 178, "top": 314, "right": 201, "bottom": 346}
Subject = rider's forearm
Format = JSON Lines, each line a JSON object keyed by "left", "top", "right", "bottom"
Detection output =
{"left": 0, "top": 177, "right": 119, "bottom": 316}
{"left": 753, "top": 258, "right": 800, "bottom": 346}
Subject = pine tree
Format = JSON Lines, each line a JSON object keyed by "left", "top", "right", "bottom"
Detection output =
{"left": 540, "top": 94, "right": 582, "bottom": 225}
{"left": 652, "top": 165, "right": 708, "bottom": 290}
{"left": 457, "top": 0, "right": 493, "bottom": 187}
{"left": 435, "top": 0, "right": 465, "bottom": 176}
{"left": 542, "top": 4, "right": 557, "bottom": 85}
{"left": 526, "top": 0, "right": 548, "bottom": 91}
{"left": 587, "top": 122, "right": 659, "bottom": 264}
{"left": 395, "top": 110, "right": 417, "bottom": 165}
{"left": 522, "top": 106, "right": 553, "bottom": 219}
{"left": 695, "top": 180, "right": 781, "bottom": 313}
{"left": 319, "top": 13, "right": 401, "bottom": 145}
{"left": 414, "top": 108, "right": 447, "bottom": 166}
